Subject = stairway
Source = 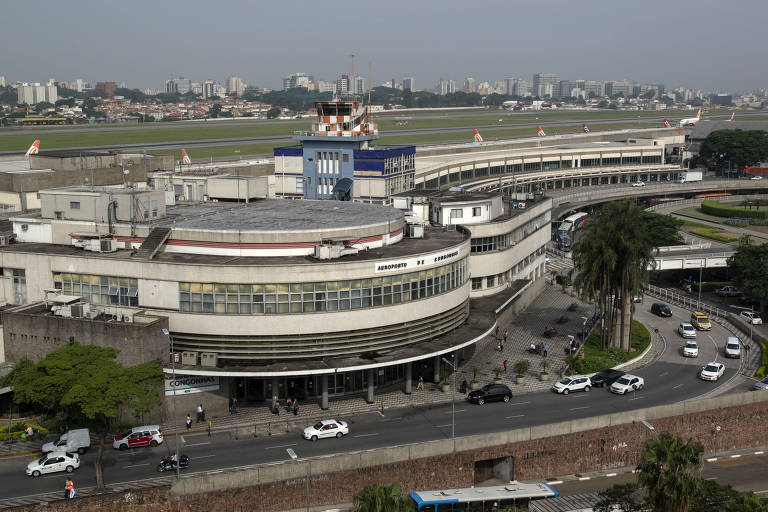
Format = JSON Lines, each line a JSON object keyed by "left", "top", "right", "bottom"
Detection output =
{"left": 135, "top": 227, "right": 172, "bottom": 259}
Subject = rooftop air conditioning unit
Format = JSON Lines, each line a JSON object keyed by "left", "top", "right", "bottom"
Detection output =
{"left": 407, "top": 224, "right": 424, "bottom": 239}
{"left": 181, "top": 351, "right": 198, "bottom": 366}
{"left": 70, "top": 303, "right": 84, "bottom": 318}
{"left": 123, "top": 315, "right": 133, "bottom": 323}
{"left": 201, "top": 353, "right": 218, "bottom": 367}
{"left": 99, "top": 238, "right": 118, "bottom": 253}
{"left": 172, "top": 353, "right": 180, "bottom": 363}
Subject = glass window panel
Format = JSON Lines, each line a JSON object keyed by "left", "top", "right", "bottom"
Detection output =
{"left": 278, "top": 303, "right": 289, "bottom": 313}
{"left": 351, "top": 298, "right": 362, "bottom": 308}
{"left": 215, "top": 303, "right": 226, "bottom": 313}
{"left": 264, "top": 294, "right": 276, "bottom": 302}
{"left": 327, "top": 291, "right": 338, "bottom": 299}
{"left": 373, "top": 296, "right": 382, "bottom": 306}
{"left": 339, "top": 290, "right": 349, "bottom": 299}
{"left": 253, "top": 303, "right": 264, "bottom": 313}
{"left": 226, "top": 284, "right": 238, "bottom": 293}
{"left": 191, "top": 302, "right": 202, "bottom": 312}
{"left": 338, "top": 281, "right": 350, "bottom": 291}
{"left": 361, "top": 279, "right": 372, "bottom": 287}
{"left": 201, "top": 283, "right": 213, "bottom": 293}
{"left": 239, "top": 303, "right": 251, "bottom": 313}
{"left": 372, "top": 277, "right": 383, "bottom": 286}
{"left": 291, "top": 293, "right": 302, "bottom": 302}
{"left": 290, "top": 283, "right": 302, "bottom": 293}
{"left": 382, "top": 276, "right": 392, "bottom": 285}
{"left": 189, "top": 283, "right": 202, "bottom": 293}
{"left": 313, "top": 282, "right": 326, "bottom": 291}
{"left": 327, "top": 300, "right": 338, "bottom": 311}
{"left": 202, "top": 303, "right": 214, "bottom": 313}
{"left": 278, "top": 294, "right": 289, "bottom": 302}
{"left": 393, "top": 293, "right": 402, "bottom": 303}
{"left": 252, "top": 284, "right": 264, "bottom": 293}
{"left": 264, "top": 303, "right": 277, "bottom": 314}
{"left": 215, "top": 284, "right": 227, "bottom": 293}
{"left": 351, "top": 289, "right": 361, "bottom": 298}
{"left": 383, "top": 295, "right": 392, "bottom": 305}
{"left": 277, "top": 284, "right": 289, "bottom": 293}
{"left": 252, "top": 294, "right": 263, "bottom": 302}
{"left": 362, "top": 297, "right": 371, "bottom": 307}
{"left": 302, "top": 302, "right": 314, "bottom": 312}
{"left": 327, "top": 281, "right": 339, "bottom": 291}
{"left": 362, "top": 289, "right": 371, "bottom": 297}
{"left": 302, "top": 283, "right": 314, "bottom": 292}
{"left": 227, "top": 303, "right": 238, "bottom": 313}
{"left": 239, "top": 284, "right": 250, "bottom": 293}
{"left": 180, "top": 300, "right": 190, "bottom": 311}
{"left": 339, "top": 299, "right": 350, "bottom": 309}
{"left": 264, "top": 284, "right": 276, "bottom": 293}
{"left": 290, "top": 302, "right": 302, "bottom": 313}
{"left": 350, "top": 280, "right": 361, "bottom": 289}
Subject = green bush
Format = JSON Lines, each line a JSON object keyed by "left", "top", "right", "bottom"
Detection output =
{"left": 701, "top": 199, "right": 768, "bottom": 220}
{"left": 699, "top": 281, "right": 732, "bottom": 293}
{"left": 756, "top": 339, "right": 768, "bottom": 379}
{"left": 0, "top": 423, "right": 47, "bottom": 442}
{"left": 572, "top": 320, "right": 652, "bottom": 374}
{"left": 688, "top": 228, "right": 739, "bottom": 243}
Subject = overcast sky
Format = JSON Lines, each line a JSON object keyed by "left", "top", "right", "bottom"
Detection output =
{"left": 3, "top": 0, "right": 765, "bottom": 93}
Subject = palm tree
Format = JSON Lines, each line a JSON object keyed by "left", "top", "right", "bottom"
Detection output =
{"left": 572, "top": 199, "right": 654, "bottom": 351}
{"left": 353, "top": 482, "right": 412, "bottom": 512}
{"left": 637, "top": 432, "right": 704, "bottom": 512}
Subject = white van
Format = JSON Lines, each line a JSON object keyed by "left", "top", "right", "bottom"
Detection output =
{"left": 42, "top": 428, "right": 91, "bottom": 455}
{"left": 724, "top": 337, "right": 741, "bottom": 359}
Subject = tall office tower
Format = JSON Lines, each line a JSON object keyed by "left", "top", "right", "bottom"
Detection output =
{"left": 226, "top": 76, "right": 245, "bottom": 96}
{"left": 464, "top": 77, "right": 475, "bottom": 93}
{"left": 402, "top": 77, "right": 414, "bottom": 91}
{"left": 532, "top": 73, "right": 558, "bottom": 97}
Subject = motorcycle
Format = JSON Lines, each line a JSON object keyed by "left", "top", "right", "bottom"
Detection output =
{"left": 156, "top": 454, "right": 190, "bottom": 472}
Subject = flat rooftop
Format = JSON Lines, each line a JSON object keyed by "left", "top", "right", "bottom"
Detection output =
{"left": 393, "top": 189, "right": 499, "bottom": 203}
{"left": 41, "top": 186, "right": 155, "bottom": 196}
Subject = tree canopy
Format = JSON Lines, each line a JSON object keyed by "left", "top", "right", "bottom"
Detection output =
{"left": 727, "top": 236, "right": 768, "bottom": 312}
{"left": 353, "top": 483, "right": 412, "bottom": 512}
{"left": 697, "top": 129, "right": 768, "bottom": 171}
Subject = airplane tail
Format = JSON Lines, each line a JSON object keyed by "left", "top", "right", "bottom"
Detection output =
{"left": 473, "top": 128, "right": 483, "bottom": 143}
{"left": 664, "top": 119, "right": 671, "bottom": 128}
{"left": 537, "top": 126, "right": 546, "bottom": 137}
{"left": 25, "top": 139, "right": 40, "bottom": 158}
{"left": 582, "top": 124, "right": 590, "bottom": 133}
{"left": 181, "top": 149, "right": 191, "bottom": 165}
{"left": 696, "top": 108, "right": 702, "bottom": 119}
{"left": 728, "top": 112, "right": 734, "bottom": 122}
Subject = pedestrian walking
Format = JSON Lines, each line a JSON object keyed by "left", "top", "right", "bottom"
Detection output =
{"left": 286, "top": 397, "right": 293, "bottom": 413}
{"left": 231, "top": 396, "right": 238, "bottom": 414}
{"left": 495, "top": 326, "right": 500, "bottom": 341}
{"left": 503, "top": 360, "right": 508, "bottom": 374}
{"left": 497, "top": 342, "right": 502, "bottom": 352}
{"left": 417, "top": 376, "right": 424, "bottom": 391}
{"left": 185, "top": 414, "right": 192, "bottom": 430}
{"left": 543, "top": 343, "right": 549, "bottom": 357}
{"left": 293, "top": 399, "right": 299, "bottom": 416}
{"left": 196, "top": 404, "right": 204, "bottom": 423}
{"left": 228, "top": 396, "right": 234, "bottom": 415}
{"left": 460, "top": 379, "right": 467, "bottom": 394}
{"left": 503, "top": 330, "right": 508, "bottom": 343}
{"left": 207, "top": 419, "right": 212, "bottom": 437}
{"left": 64, "top": 479, "right": 75, "bottom": 499}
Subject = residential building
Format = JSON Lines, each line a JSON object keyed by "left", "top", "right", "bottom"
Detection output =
{"left": 464, "top": 77, "right": 475, "bottom": 93}
{"left": 95, "top": 82, "right": 117, "bottom": 99}
{"left": 226, "top": 76, "right": 245, "bottom": 97}
{"left": 402, "top": 77, "right": 414, "bottom": 91}
{"left": 532, "top": 73, "right": 558, "bottom": 98}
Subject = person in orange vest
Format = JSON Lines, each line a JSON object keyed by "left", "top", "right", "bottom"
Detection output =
{"left": 65, "top": 479, "right": 75, "bottom": 499}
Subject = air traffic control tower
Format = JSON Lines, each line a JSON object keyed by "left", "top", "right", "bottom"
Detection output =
{"left": 274, "top": 99, "right": 415, "bottom": 202}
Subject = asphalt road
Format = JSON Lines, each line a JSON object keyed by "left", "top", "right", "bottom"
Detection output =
{"left": 0, "top": 299, "right": 754, "bottom": 504}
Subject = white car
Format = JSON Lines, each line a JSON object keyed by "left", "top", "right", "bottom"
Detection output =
{"left": 552, "top": 375, "right": 592, "bottom": 394}
{"left": 752, "top": 377, "right": 768, "bottom": 391}
{"left": 26, "top": 451, "right": 80, "bottom": 477}
{"left": 303, "top": 419, "right": 349, "bottom": 441}
{"left": 678, "top": 322, "right": 697, "bottom": 339}
{"left": 631, "top": 181, "right": 645, "bottom": 187}
{"left": 750, "top": 175, "right": 763, "bottom": 180}
{"left": 682, "top": 340, "right": 699, "bottom": 358}
{"left": 724, "top": 337, "right": 741, "bottom": 359}
{"left": 610, "top": 374, "right": 644, "bottom": 395}
{"left": 699, "top": 362, "right": 725, "bottom": 381}
{"left": 739, "top": 311, "right": 763, "bottom": 325}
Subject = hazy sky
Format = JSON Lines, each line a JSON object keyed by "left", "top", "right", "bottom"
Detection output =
{"left": 3, "top": 0, "right": 765, "bottom": 93}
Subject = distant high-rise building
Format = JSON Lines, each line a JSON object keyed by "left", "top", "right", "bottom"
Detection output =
{"left": 45, "top": 83, "right": 58, "bottom": 104}
{"left": 283, "top": 72, "right": 311, "bottom": 90}
{"left": 605, "top": 80, "right": 632, "bottom": 98}
{"left": 226, "top": 76, "right": 245, "bottom": 96}
{"left": 354, "top": 76, "right": 365, "bottom": 95}
{"left": 16, "top": 82, "right": 57, "bottom": 104}
{"left": 166, "top": 78, "right": 192, "bottom": 95}
{"left": 315, "top": 81, "right": 335, "bottom": 93}
{"left": 504, "top": 78, "right": 515, "bottom": 96}
{"left": 0, "top": 76, "right": 6, "bottom": 87}
{"left": 513, "top": 80, "right": 532, "bottom": 97}
{"left": 203, "top": 80, "right": 217, "bottom": 99}
{"left": 558, "top": 80, "right": 571, "bottom": 99}
{"left": 336, "top": 74, "right": 350, "bottom": 95}
{"left": 464, "top": 77, "right": 475, "bottom": 93}
{"left": 582, "top": 80, "right": 604, "bottom": 98}
{"left": 532, "top": 73, "right": 558, "bottom": 98}
{"left": 402, "top": 77, "right": 414, "bottom": 91}
{"left": 95, "top": 81, "right": 117, "bottom": 99}
{"left": 439, "top": 78, "right": 455, "bottom": 95}
{"left": 74, "top": 79, "right": 84, "bottom": 92}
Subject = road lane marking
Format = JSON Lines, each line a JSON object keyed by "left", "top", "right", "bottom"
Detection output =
{"left": 510, "top": 401, "right": 530, "bottom": 406}
{"left": 706, "top": 457, "right": 718, "bottom": 462}
{"left": 505, "top": 414, "right": 525, "bottom": 419}
{"left": 673, "top": 384, "right": 684, "bottom": 389}
{"left": 756, "top": 451, "right": 765, "bottom": 455}
{"left": 570, "top": 406, "right": 589, "bottom": 411}
{"left": 123, "top": 463, "right": 151, "bottom": 468}
{"left": 353, "top": 433, "right": 379, "bottom": 438}
{"left": 606, "top": 473, "right": 617, "bottom": 477}
{"left": 196, "top": 454, "right": 216, "bottom": 459}
{"left": 186, "top": 442, "right": 210, "bottom": 447}
{"left": 705, "top": 477, "right": 717, "bottom": 480}
{"left": 578, "top": 476, "right": 591, "bottom": 481}
{"left": 629, "top": 395, "right": 645, "bottom": 400}
{"left": 731, "top": 454, "right": 742, "bottom": 458}
{"left": 445, "top": 409, "right": 465, "bottom": 414}
{"left": 548, "top": 480, "right": 563, "bottom": 485}
{"left": 265, "top": 443, "right": 297, "bottom": 450}
{"left": 436, "top": 424, "right": 453, "bottom": 428}
{"left": 658, "top": 372, "right": 669, "bottom": 377}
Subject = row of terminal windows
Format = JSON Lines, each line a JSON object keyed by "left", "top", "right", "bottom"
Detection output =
{"left": 419, "top": 155, "right": 663, "bottom": 189}
{"left": 471, "top": 245, "right": 546, "bottom": 290}
{"left": 178, "top": 259, "right": 468, "bottom": 314}
{"left": 53, "top": 273, "right": 139, "bottom": 306}
{"left": 470, "top": 211, "right": 551, "bottom": 253}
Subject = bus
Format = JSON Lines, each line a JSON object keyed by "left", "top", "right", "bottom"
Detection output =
{"left": 694, "top": 192, "right": 732, "bottom": 199}
{"left": 409, "top": 482, "right": 558, "bottom": 511}
{"left": 554, "top": 212, "right": 588, "bottom": 251}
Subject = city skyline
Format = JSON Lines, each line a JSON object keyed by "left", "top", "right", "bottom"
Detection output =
{"left": 2, "top": 0, "right": 767, "bottom": 93}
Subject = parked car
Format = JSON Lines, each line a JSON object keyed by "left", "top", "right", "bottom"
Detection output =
{"left": 552, "top": 375, "right": 592, "bottom": 394}
{"left": 678, "top": 323, "right": 697, "bottom": 339}
{"left": 682, "top": 340, "right": 699, "bottom": 358}
{"left": 716, "top": 286, "right": 741, "bottom": 297}
{"left": 610, "top": 374, "right": 644, "bottom": 395}
{"left": 467, "top": 384, "right": 513, "bottom": 405}
{"left": 724, "top": 337, "right": 741, "bottom": 359}
{"left": 590, "top": 369, "right": 626, "bottom": 388}
{"left": 651, "top": 303, "right": 672, "bottom": 317}
{"left": 113, "top": 425, "right": 163, "bottom": 450}
{"left": 42, "top": 428, "right": 90, "bottom": 455}
{"left": 699, "top": 362, "right": 725, "bottom": 382}
{"left": 752, "top": 377, "right": 768, "bottom": 391}
{"left": 739, "top": 311, "right": 763, "bottom": 325}
{"left": 690, "top": 312, "right": 711, "bottom": 331}
{"left": 303, "top": 419, "right": 349, "bottom": 441}
{"left": 751, "top": 175, "right": 763, "bottom": 180}
{"left": 631, "top": 181, "right": 645, "bottom": 187}
{"left": 26, "top": 451, "right": 80, "bottom": 477}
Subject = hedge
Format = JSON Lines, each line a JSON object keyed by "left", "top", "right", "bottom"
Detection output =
{"left": 701, "top": 199, "right": 768, "bottom": 220}
{"left": 0, "top": 423, "right": 47, "bottom": 442}
{"left": 757, "top": 338, "right": 768, "bottom": 379}
{"left": 567, "top": 320, "right": 651, "bottom": 374}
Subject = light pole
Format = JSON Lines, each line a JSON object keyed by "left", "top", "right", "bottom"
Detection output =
{"left": 698, "top": 264, "right": 703, "bottom": 310}
{"left": 441, "top": 354, "right": 456, "bottom": 441}
{"left": 162, "top": 328, "right": 180, "bottom": 480}
{"left": 287, "top": 448, "right": 310, "bottom": 512}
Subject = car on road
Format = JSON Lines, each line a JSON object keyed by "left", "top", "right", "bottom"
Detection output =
{"left": 113, "top": 425, "right": 163, "bottom": 450}
{"left": 552, "top": 375, "right": 592, "bottom": 394}
{"left": 752, "top": 377, "right": 768, "bottom": 391}
{"left": 739, "top": 311, "right": 763, "bottom": 325}
{"left": 303, "top": 419, "right": 349, "bottom": 441}
{"left": 590, "top": 369, "right": 626, "bottom": 388}
{"left": 41, "top": 428, "right": 90, "bottom": 455}
{"left": 690, "top": 312, "right": 712, "bottom": 331}
{"left": 610, "top": 374, "right": 644, "bottom": 395}
{"left": 678, "top": 323, "right": 697, "bottom": 339}
{"left": 716, "top": 286, "right": 741, "bottom": 297}
{"left": 699, "top": 362, "right": 725, "bottom": 381}
{"left": 651, "top": 303, "right": 672, "bottom": 317}
{"left": 724, "top": 337, "right": 741, "bottom": 359}
{"left": 26, "top": 451, "right": 80, "bottom": 477}
{"left": 751, "top": 175, "right": 764, "bottom": 180}
{"left": 682, "top": 340, "right": 699, "bottom": 358}
{"left": 467, "top": 384, "right": 513, "bottom": 405}
{"left": 631, "top": 181, "right": 645, "bottom": 187}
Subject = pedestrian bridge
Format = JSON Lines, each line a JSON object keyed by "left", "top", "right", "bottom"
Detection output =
{"left": 651, "top": 246, "right": 734, "bottom": 270}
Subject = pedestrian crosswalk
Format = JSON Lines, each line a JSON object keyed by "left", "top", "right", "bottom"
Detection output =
{"left": 546, "top": 251, "right": 574, "bottom": 274}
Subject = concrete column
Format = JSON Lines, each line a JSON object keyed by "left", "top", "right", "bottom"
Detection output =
{"left": 321, "top": 375, "right": 329, "bottom": 410}
{"left": 433, "top": 356, "right": 441, "bottom": 383}
{"left": 271, "top": 376, "right": 279, "bottom": 407}
{"left": 366, "top": 369, "right": 375, "bottom": 404}
{"left": 404, "top": 363, "right": 412, "bottom": 395}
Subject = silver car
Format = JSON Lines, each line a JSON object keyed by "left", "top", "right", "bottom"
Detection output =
{"left": 753, "top": 377, "right": 768, "bottom": 391}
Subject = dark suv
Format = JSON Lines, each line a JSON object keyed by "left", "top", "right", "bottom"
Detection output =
{"left": 467, "top": 384, "right": 513, "bottom": 405}
{"left": 590, "top": 369, "right": 626, "bottom": 388}
{"left": 651, "top": 303, "right": 672, "bottom": 317}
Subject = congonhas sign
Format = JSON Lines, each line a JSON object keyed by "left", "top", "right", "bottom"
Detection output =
{"left": 374, "top": 248, "right": 461, "bottom": 273}
{"left": 164, "top": 376, "right": 220, "bottom": 396}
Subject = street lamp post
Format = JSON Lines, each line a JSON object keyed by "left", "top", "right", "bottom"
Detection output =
{"left": 698, "top": 264, "right": 703, "bottom": 310}
{"left": 287, "top": 448, "right": 310, "bottom": 512}
{"left": 441, "top": 354, "right": 456, "bottom": 441}
{"left": 162, "top": 328, "right": 180, "bottom": 480}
